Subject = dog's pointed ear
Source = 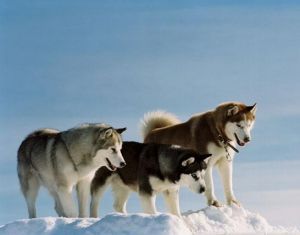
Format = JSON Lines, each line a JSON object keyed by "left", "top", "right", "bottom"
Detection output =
{"left": 116, "top": 127, "right": 127, "bottom": 134}
{"left": 246, "top": 103, "right": 257, "bottom": 115}
{"left": 200, "top": 153, "right": 212, "bottom": 160}
{"left": 227, "top": 105, "right": 239, "bottom": 117}
{"left": 181, "top": 157, "right": 195, "bottom": 167}
{"left": 99, "top": 128, "right": 113, "bottom": 140}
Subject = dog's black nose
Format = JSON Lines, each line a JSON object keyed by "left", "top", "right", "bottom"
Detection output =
{"left": 199, "top": 186, "right": 206, "bottom": 193}
{"left": 120, "top": 162, "right": 126, "bottom": 168}
{"left": 244, "top": 137, "right": 250, "bottom": 143}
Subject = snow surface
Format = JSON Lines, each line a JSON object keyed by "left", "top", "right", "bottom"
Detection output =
{"left": 0, "top": 206, "right": 298, "bottom": 235}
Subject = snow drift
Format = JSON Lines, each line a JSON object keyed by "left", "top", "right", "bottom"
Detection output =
{"left": 0, "top": 206, "right": 298, "bottom": 235}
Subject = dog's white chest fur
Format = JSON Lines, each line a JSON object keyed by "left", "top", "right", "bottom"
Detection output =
{"left": 207, "top": 142, "right": 236, "bottom": 165}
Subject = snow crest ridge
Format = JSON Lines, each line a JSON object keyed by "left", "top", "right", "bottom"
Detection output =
{"left": 0, "top": 206, "right": 299, "bottom": 235}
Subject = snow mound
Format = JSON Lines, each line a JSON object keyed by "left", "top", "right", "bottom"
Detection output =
{"left": 0, "top": 206, "right": 298, "bottom": 235}
{"left": 183, "top": 205, "right": 299, "bottom": 234}
{"left": 0, "top": 214, "right": 189, "bottom": 235}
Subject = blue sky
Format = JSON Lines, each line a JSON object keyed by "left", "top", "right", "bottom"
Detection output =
{"left": 0, "top": 0, "right": 300, "bottom": 227}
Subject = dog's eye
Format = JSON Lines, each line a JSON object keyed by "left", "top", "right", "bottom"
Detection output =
{"left": 111, "top": 148, "right": 117, "bottom": 153}
{"left": 191, "top": 173, "right": 199, "bottom": 180}
{"left": 236, "top": 124, "right": 242, "bottom": 128}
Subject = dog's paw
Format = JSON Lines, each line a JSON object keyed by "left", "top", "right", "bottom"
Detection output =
{"left": 208, "top": 199, "right": 223, "bottom": 207}
{"left": 228, "top": 198, "right": 241, "bottom": 207}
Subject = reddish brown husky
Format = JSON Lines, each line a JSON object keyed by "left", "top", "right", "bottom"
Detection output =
{"left": 141, "top": 102, "right": 256, "bottom": 207}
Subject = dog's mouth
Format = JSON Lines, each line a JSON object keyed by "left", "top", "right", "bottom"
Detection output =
{"left": 234, "top": 133, "right": 245, "bottom": 146}
{"left": 106, "top": 158, "right": 117, "bottom": 171}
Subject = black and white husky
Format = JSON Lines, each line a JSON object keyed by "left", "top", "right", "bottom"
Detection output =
{"left": 90, "top": 141, "right": 211, "bottom": 217}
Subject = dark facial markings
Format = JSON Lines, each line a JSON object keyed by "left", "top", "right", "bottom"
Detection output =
{"left": 191, "top": 173, "right": 199, "bottom": 181}
{"left": 236, "top": 123, "right": 242, "bottom": 128}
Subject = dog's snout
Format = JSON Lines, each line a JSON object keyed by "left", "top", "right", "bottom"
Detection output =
{"left": 244, "top": 136, "right": 250, "bottom": 143}
{"left": 199, "top": 186, "right": 206, "bottom": 194}
{"left": 119, "top": 161, "right": 126, "bottom": 168}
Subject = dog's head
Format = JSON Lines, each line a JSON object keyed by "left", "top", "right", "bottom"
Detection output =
{"left": 178, "top": 152, "right": 212, "bottom": 194}
{"left": 93, "top": 127, "right": 127, "bottom": 171}
{"left": 218, "top": 102, "right": 257, "bottom": 146}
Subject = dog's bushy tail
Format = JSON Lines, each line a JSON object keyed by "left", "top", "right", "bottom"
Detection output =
{"left": 140, "top": 110, "right": 181, "bottom": 140}
{"left": 26, "top": 128, "right": 59, "bottom": 138}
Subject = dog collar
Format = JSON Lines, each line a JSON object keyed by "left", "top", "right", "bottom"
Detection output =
{"left": 217, "top": 134, "right": 239, "bottom": 161}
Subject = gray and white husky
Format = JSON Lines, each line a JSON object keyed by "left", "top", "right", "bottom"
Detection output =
{"left": 90, "top": 141, "right": 211, "bottom": 217}
{"left": 17, "top": 123, "right": 126, "bottom": 218}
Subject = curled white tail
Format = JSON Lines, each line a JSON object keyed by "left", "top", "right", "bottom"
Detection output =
{"left": 140, "top": 110, "right": 181, "bottom": 140}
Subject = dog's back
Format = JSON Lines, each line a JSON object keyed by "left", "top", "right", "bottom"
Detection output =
{"left": 18, "top": 129, "right": 59, "bottom": 166}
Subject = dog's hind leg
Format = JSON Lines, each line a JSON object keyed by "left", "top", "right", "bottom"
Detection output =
{"left": 49, "top": 190, "right": 63, "bottom": 216}
{"left": 19, "top": 172, "right": 40, "bottom": 218}
{"left": 111, "top": 183, "right": 130, "bottom": 213}
{"left": 54, "top": 198, "right": 63, "bottom": 216}
{"left": 163, "top": 189, "right": 180, "bottom": 216}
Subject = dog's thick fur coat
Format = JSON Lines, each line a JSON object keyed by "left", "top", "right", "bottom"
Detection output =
{"left": 17, "top": 124, "right": 126, "bottom": 218}
{"left": 90, "top": 141, "right": 211, "bottom": 217}
{"left": 141, "top": 102, "right": 256, "bottom": 207}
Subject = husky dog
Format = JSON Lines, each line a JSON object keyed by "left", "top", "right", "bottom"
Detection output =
{"left": 17, "top": 124, "right": 126, "bottom": 218}
{"left": 90, "top": 141, "right": 211, "bottom": 217}
{"left": 141, "top": 102, "right": 257, "bottom": 207}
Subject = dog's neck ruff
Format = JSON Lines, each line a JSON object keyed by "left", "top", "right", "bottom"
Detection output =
{"left": 217, "top": 134, "right": 239, "bottom": 161}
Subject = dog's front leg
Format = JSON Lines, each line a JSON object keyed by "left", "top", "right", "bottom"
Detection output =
{"left": 111, "top": 183, "right": 130, "bottom": 214}
{"left": 90, "top": 179, "right": 111, "bottom": 218}
{"left": 139, "top": 193, "right": 157, "bottom": 214}
{"left": 204, "top": 164, "right": 221, "bottom": 207}
{"left": 57, "top": 185, "right": 78, "bottom": 217}
{"left": 77, "top": 177, "right": 92, "bottom": 217}
{"left": 163, "top": 189, "right": 181, "bottom": 217}
{"left": 217, "top": 157, "right": 240, "bottom": 206}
